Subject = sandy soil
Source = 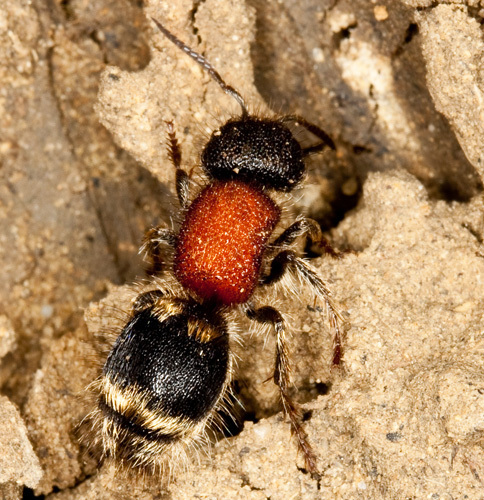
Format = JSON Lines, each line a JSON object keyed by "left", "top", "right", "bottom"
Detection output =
{"left": 1, "top": 0, "right": 484, "bottom": 499}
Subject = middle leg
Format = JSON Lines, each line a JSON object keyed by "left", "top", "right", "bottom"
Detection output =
{"left": 269, "top": 215, "right": 341, "bottom": 258}
{"left": 262, "top": 250, "right": 344, "bottom": 366}
{"left": 140, "top": 227, "right": 176, "bottom": 277}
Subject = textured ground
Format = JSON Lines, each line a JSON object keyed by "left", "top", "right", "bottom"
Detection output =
{"left": 1, "top": 0, "right": 484, "bottom": 499}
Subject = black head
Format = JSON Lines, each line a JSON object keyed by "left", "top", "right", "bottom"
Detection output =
{"left": 152, "top": 19, "right": 335, "bottom": 192}
{"left": 201, "top": 117, "right": 305, "bottom": 191}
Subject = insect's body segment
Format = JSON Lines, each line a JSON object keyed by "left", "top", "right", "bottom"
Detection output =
{"left": 200, "top": 117, "right": 308, "bottom": 189}
{"left": 175, "top": 179, "right": 280, "bottom": 305}
{"left": 94, "top": 292, "right": 231, "bottom": 470}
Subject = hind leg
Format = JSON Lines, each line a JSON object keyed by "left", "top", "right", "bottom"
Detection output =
{"left": 243, "top": 303, "right": 318, "bottom": 473}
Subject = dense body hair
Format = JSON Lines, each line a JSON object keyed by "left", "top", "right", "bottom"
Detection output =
{"left": 88, "top": 291, "right": 234, "bottom": 474}
{"left": 88, "top": 18, "right": 343, "bottom": 478}
{"left": 174, "top": 180, "right": 281, "bottom": 305}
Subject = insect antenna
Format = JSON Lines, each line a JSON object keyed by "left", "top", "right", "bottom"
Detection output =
{"left": 152, "top": 18, "right": 249, "bottom": 117}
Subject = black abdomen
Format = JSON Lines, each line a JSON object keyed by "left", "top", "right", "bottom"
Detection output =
{"left": 97, "top": 298, "right": 230, "bottom": 467}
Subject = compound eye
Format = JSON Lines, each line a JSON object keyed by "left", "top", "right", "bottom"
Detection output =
{"left": 201, "top": 118, "right": 305, "bottom": 191}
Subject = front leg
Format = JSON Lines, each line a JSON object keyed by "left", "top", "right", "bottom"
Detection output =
{"left": 140, "top": 121, "right": 186, "bottom": 277}
{"left": 243, "top": 303, "right": 318, "bottom": 474}
{"left": 262, "top": 250, "right": 344, "bottom": 366}
{"left": 279, "top": 114, "right": 335, "bottom": 155}
{"left": 166, "top": 120, "right": 191, "bottom": 209}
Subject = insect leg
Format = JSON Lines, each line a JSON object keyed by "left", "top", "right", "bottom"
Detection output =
{"left": 244, "top": 303, "right": 318, "bottom": 473}
{"left": 268, "top": 215, "right": 341, "bottom": 258}
{"left": 262, "top": 250, "right": 344, "bottom": 366}
{"left": 166, "top": 120, "right": 190, "bottom": 209}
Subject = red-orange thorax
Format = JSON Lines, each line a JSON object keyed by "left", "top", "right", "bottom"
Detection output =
{"left": 174, "top": 180, "right": 281, "bottom": 305}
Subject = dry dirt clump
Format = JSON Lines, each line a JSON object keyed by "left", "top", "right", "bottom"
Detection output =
{"left": 1, "top": 0, "right": 484, "bottom": 499}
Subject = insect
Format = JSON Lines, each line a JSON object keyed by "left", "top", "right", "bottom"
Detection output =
{"left": 89, "top": 18, "right": 344, "bottom": 476}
